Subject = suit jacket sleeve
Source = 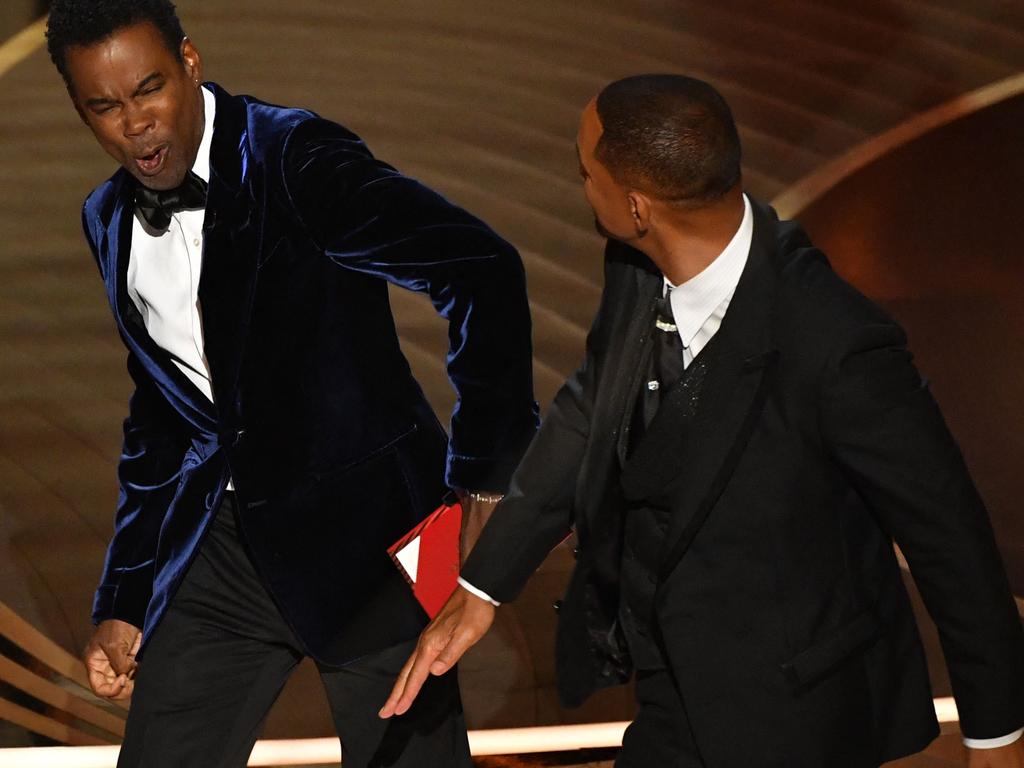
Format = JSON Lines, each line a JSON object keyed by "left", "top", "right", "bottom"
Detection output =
{"left": 278, "top": 118, "right": 538, "bottom": 491}
{"left": 820, "top": 320, "right": 1024, "bottom": 739}
{"left": 82, "top": 207, "right": 190, "bottom": 628}
{"left": 460, "top": 247, "right": 619, "bottom": 602}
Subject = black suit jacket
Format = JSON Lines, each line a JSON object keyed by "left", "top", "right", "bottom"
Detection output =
{"left": 81, "top": 83, "right": 539, "bottom": 665}
{"left": 462, "top": 199, "right": 1024, "bottom": 766}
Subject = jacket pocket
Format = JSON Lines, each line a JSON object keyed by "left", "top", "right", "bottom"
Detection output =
{"left": 310, "top": 423, "right": 419, "bottom": 484}
{"left": 781, "top": 610, "right": 881, "bottom": 688}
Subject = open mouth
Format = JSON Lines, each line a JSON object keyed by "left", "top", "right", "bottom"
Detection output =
{"left": 135, "top": 145, "right": 168, "bottom": 176}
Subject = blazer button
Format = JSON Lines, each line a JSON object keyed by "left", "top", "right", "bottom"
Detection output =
{"left": 572, "top": 546, "right": 580, "bottom": 559}
{"left": 552, "top": 600, "right": 563, "bottom": 614}
{"left": 233, "top": 429, "right": 246, "bottom": 446}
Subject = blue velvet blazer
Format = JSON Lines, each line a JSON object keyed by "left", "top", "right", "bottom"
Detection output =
{"left": 80, "top": 83, "right": 539, "bottom": 664}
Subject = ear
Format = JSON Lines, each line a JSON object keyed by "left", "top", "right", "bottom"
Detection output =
{"left": 181, "top": 36, "right": 203, "bottom": 86}
{"left": 628, "top": 192, "right": 651, "bottom": 238}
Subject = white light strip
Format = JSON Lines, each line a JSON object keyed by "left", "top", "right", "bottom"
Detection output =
{"left": 469, "top": 721, "right": 630, "bottom": 756}
{"left": 0, "top": 698, "right": 960, "bottom": 767}
{"left": 934, "top": 696, "right": 960, "bottom": 724}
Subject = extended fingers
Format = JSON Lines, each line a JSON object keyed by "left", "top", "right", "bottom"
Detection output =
{"left": 391, "top": 641, "right": 441, "bottom": 717}
{"left": 379, "top": 648, "right": 419, "bottom": 719}
{"left": 379, "top": 627, "right": 453, "bottom": 719}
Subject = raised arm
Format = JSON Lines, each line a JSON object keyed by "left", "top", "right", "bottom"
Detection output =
{"left": 279, "top": 118, "right": 539, "bottom": 492}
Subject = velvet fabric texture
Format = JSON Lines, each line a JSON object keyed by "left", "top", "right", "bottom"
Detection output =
{"left": 462, "top": 200, "right": 1024, "bottom": 766}
{"left": 80, "top": 83, "right": 539, "bottom": 665}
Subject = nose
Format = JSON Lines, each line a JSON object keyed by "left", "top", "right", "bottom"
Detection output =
{"left": 121, "top": 102, "right": 154, "bottom": 138}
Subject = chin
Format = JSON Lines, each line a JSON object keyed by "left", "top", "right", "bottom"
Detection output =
{"left": 130, "top": 167, "right": 185, "bottom": 192}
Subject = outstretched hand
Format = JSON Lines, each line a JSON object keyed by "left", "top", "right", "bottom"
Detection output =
{"left": 83, "top": 619, "right": 141, "bottom": 700}
{"left": 379, "top": 586, "right": 496, "bottom": 718}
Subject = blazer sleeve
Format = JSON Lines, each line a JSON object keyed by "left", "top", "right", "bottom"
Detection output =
{"left": 459, "top": 249, "right": 618, "bottom": 602}
{"left": 278, "top": 118, "right": 538, "bottom": 491}
{"left": 81, "top": 207, "right": 190, "bottom": 628}
{"left": 819, "top": 320, "right": 1024, "bottom": 740}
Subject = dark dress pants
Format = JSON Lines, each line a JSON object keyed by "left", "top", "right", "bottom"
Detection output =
{"left": 117, "top": 494, "right": 472, "bottom": 768}
{"left": 616, "top": 666, "right": 704, "bottom": 768}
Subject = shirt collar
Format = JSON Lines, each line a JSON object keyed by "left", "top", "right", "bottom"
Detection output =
{"left": 666, "top": 193, "right": 753, "bottom": 348}
{"left": 191, "top": 86, "right": 216, "bottom": 184}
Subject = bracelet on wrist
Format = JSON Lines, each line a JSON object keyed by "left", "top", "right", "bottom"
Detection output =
{"left": 464, "top": 491, "right": 504, "bottom": 504}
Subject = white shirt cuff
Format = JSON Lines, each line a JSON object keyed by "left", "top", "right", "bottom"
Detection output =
{"left": 964, "top": 727, "right": 1024, "bottom": 749}
{"left": 457, "top": 577, "right": 501, "bottom": 606}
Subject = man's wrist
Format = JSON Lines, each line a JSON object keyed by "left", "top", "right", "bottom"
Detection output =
{"left": 964, "top": 727, "right": 1024, "bottom": 749}
{"left": 457, "top": 577, "right": 501, "bottom": 607}
{"left": 457, "top": 489, "right": 504, "bottom": 505}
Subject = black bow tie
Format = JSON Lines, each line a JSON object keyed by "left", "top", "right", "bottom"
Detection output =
{"left": 135, "top": 171, "right": 208, "bottom": 230}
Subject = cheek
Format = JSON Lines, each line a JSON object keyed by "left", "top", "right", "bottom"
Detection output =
{"left": 591, "top": 188, "right": 624, "bottom": 223}
{"left": 89, "top": 123, "right": 127, "bottom": 160}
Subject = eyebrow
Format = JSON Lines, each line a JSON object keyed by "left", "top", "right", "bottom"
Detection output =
{"left": 132, "top": 72, "right": 164, "bottom": 96}
{"left": 83, "top": 72, "right": 163, "bottom": 108}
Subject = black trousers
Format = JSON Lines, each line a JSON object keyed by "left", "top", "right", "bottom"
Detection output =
{"left": 616, "top": 667, "right": 704, "bottom": 768}
{"left": 117, "top": 495, "right": 472, "bottom": 768}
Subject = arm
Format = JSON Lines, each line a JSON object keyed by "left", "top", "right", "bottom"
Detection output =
{"left": 79, "top": 207, "right": 191, "bottom": 697}
{"left": 381, "top": 248, "right": 622, "bottom": 717}
{"left": 91, "top": 352, "right": 191, "bottom": 628}
{"left": 819, "top": 321, "right": 1024, "bottom": 745}
{"left": 279, "top": 118, "right": 538, "bottom": 491}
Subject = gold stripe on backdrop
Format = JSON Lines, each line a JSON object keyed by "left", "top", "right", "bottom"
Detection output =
{"left": 0, "top": 17, "right": 46, "bottom": 80}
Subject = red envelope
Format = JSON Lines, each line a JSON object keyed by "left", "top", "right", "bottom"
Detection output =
{"left": 388, "top": 501, "right": 463, "bottom": 619}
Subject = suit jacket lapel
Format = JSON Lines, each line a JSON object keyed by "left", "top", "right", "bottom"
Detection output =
{"left": 197, "top": 84, "right": 261, "bottom": 413}
{"left": 614, "top": 264, "right": 664, "bottom": 465}
{"left": 619, "top": 201, "right": 781, "bottom": 568}
{"left": 106, "top": 181, "right": 219, "bottom": 434}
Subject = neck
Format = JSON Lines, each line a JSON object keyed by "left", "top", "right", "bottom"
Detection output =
{"left": 640, "top": 189, "right": 745, "bottom": 285}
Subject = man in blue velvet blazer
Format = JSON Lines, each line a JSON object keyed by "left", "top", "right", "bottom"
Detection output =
{"left": 46, "top": 1, "right": 537, "bottom": 765}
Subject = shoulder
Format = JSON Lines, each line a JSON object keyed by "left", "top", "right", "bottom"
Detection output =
{"left": 744, "top": 204, "right": 910, "bottom": 393}
{"left": 212, "top": 86, "right": 371, "bottom": 168}
{"left": 768, "top": 213, "right": 904, "bottom": 358}
{"left": 216, "top": 87, "right": 321, "bottom": 166}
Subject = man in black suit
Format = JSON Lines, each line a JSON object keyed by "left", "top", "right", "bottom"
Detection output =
{"left": 383, "top": 75, "right": 1024, "bottom": 767}
{"left": 46, "top": 0, "right": 538, "bottom": 765}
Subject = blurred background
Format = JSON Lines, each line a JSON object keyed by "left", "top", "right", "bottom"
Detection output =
{"left": 0, "top": 1, "right": 1022, "bottom": 765}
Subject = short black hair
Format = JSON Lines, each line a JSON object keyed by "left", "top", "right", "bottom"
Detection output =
{"left": 595, "top": 74, "right": 742, "bottom": 205}
{"left": 46, "top": 0, "right": 186, "bottom": 87}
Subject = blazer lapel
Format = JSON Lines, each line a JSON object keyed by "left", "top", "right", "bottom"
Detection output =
{"left": 197, "top": 84, "right": 262, "bottom": 413}
{"left": 613, "top": 255, "right": 664, "bottom": 466}
{"left": 105, "top": 181, "right": 219, "bottom": 435}
{"left": 619, "top": 202, "right": 782, "bottom": 572}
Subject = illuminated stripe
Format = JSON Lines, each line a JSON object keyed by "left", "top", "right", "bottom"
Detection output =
{"left": 0, "top": 699, "right": 959, "bottom": 766}
{"left": 0, "top": 17, "right": 47, "bottom": 80}
{"left": 773, "top": 72, "right": 1024, "bottom": 219}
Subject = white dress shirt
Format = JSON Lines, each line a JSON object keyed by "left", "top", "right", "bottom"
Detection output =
{"left": 461, "top": 193, "right": 1020, "bottom": 748}
{"left": 127, "top": 86, "right": 216, "bottom": 401}
{"left": 126, "top": 87, "right": 234, "bottom": 490}
{"left": 667, "top": 193, "right": 753, "bottom": 368}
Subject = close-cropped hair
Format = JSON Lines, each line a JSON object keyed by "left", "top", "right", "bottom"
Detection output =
{"left": 46, "top": 0, "right": 186, "bottom": 86}
{"left": 595, "top": 74, "right": 742, "bottom": 206}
